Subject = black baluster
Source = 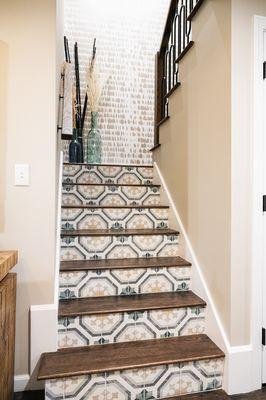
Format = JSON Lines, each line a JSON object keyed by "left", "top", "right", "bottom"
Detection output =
{"left": 185, "top": 0, "right": 192, "bottom": 40}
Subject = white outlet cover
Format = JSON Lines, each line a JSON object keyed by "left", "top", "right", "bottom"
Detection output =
{"left": 15, "top": 164, "right": 30, "bottom": 186}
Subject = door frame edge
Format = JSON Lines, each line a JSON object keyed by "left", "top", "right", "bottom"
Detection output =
{"left": 251, "top": 14, "right": 266, "bottom": 387}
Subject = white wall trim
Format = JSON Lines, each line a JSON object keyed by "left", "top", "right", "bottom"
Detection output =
{"left": 153, "top": 161, "right": 257, "bottom": 394}
{"left": 29, "top": 151, "right": 63, "bottom": 384}
{"left": 53, "top": 150, "right": 63, "bottom": 304}
{"left": 30, "top": 304, "right": 58, "bottom": 376}
{"left": 14, "top": 374, "right": 30, "bottom": 392}
{"left": 251, "top": 15, "right": 266, "bottom": 387}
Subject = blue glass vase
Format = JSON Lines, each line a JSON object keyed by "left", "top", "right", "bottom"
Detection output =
{"left": 87, "top": 112, "right": 102, "bottom": 164}
{"left": 69, "top": 128, "right": 82, "bottom": 163}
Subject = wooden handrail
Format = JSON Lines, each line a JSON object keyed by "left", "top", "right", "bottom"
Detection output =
{"left": 153, "top": 0, "right": 205, "bottom": 148}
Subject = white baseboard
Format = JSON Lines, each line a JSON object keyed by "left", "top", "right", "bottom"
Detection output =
{"left": 30, "top": 303, "right": 58, "bottom": 375}
{"left": 224, "top": 345, "right": 254, "bottom": 394}
{"left": 153, "top": 162, "right": 259, "bottom": 395}
{"left": 14, "top": 374, "right": 30, "bottom": 392}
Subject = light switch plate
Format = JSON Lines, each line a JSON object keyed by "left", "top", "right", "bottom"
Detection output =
{"left": 15, "top": 164, "right": 30, "bottom": 186}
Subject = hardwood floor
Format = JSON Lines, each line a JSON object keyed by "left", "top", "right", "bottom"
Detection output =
{"left": 232, "top": 387, "right": 266, "bottom": 399}
{"left": 13, "top": 387, "right": 266, "bottom": 400}
{"left": 13, "top": 391, "right": 44, "bottom": 400}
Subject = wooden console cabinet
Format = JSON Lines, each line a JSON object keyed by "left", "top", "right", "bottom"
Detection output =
{"left": 0, "top": 251, "right": 18, "bottom": 400}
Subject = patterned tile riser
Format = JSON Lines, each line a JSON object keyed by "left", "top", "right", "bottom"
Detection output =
{"left": 62, "top": 185, "right": 161, "bottom": 207}
{"left": 45, "top": 358, "right": 224, "bottom": 399}
{"left": 59, "top": 267, "right": 190, "bottom": 299}
{"left": 58, "top": 306, "right": 205, "bottom": 349}
{"left": 63, "top": 165, "right": 154, "bottom": 185}
{"left": 61, "top": 234, "right": 179, "bottom": 261}
{"left": 55, "top": 165, "right": 224, "bottom": 399}
{"left": 61, "top": 207, "right": 169, "bottom": 231}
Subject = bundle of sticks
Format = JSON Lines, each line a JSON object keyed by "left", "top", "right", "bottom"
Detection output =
{"left": 63, "top": 36, "right": 97, "bottom": 162}
{"left": 64, "top": 36, "right": 84, "bottom": 161}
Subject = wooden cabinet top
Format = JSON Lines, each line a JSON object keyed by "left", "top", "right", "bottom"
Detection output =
{"left": 0, "top": 251, "right": 18, "bottom": 282}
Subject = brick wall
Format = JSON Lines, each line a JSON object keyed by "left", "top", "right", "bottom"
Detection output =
{"left": 63, "top": 0, "right": 169, "bottom": 165}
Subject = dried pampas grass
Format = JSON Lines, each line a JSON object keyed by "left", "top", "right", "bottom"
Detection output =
{"left": 86, "top": 55, "right": 106, "bottom": 112}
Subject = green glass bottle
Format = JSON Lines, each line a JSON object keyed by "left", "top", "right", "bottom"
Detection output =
{"left": 87, "top": 112, "right": 102, "bottom": 164}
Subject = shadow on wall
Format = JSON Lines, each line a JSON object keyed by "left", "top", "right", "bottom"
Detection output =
{"left": 0, "top": 40, "right": 8, "bottom": 233}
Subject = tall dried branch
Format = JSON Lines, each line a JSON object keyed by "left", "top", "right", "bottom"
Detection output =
{"left": 86, "top": 54, "right": 106, "bottom": 112}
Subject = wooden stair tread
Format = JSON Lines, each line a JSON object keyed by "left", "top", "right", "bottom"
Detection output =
{"left": 38, "top": 334, "right": 224, "bottom": 380}
{"left": 164, "top": 390, "right": 229, "bottom": 400}
{"left": 64, "top": 162, "right": 153, "bottom": 168}
{"left": 60, "top": 256, "right": 191, "bottom": 271}
{"left": 187, "top": 0, "right": 205, "bottom": 21}
{"left": 61, "top": 204, "right": 169, "bottom": 209}
{"left": 59, "top": 290, "right": 206, "bottom": 317}
{"left": 62, "top": 182, "right": 160, "bottom": 187}
{"left": 61, "top": 228, "right": 179, "bottom": 237}
{"left": 150, "top": 143, "right": 161, "bottom": 151}
{"left": 157, "top": 115, "right": 170, "bottom": 127}
{"left": 175, "top": 41, "right": 194, "bottom": 63}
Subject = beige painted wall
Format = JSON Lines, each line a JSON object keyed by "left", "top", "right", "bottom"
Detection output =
{"left": 0, "top": 0, "right": 57, "bottom": 376}
{"left": 0, "top": 40, "right": 8, "bottom": 231}
{"left": 154, "top": 0, "right": 232, "bottom": 340}
{"left": 154, "top": 0, "right": 266, "bottom": 346}
{"left": 230, "top": 0, "right": 266, "bottom": 345}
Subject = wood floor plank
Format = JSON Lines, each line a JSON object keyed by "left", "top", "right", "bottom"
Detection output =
{"left": 62, "top": 182, "right": 160, "bottom": 187}
{"left": 38, "top": 335, "right": 224, "bottom": 380}
{"left": 61, "top": 204, "right": 169, "bottom": 209}
{"left": 61, "top": 228, "right": 179, "bottom": 237}
{"left": 63, "top": 162, "right": 153, "bottom": 168}
{"left": 60, "top": 256, "right": 191, "bottom": 271}
{"left": 18, "top": 388, "right": 266, "bottom": 399}
{"left": 58, "top": 291, "right": 206, "bottom": 317}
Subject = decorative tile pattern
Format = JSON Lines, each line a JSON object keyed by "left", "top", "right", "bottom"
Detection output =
{"left": 58, "top": 306, "right": 205, "bottom": 348}
{"left": 62, "top": 183, "right": 161, "bottom": 207}
{"left": 63, "top": 165, "right": 154, "bottom": 185}
{"left": 45, "top": 358, "right": 223, "bottom": 399}
{"left": 64, "top": 0, "right": 170, "bottom": 165}
{"left": 62, "top": 207, "right": 169, "bottom": 231}
{"left": 61, "top": 233, "right": 179, "bottom": 261}
{"left": 59, "top": 266, "right": 190, "bottom": 299}
{"left": 53, "top": 149, "right": 224, "bottom": 397}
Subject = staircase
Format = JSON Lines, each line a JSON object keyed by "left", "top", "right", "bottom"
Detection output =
{"left": 37, "top": 163, "right": 227, "bottom": 399}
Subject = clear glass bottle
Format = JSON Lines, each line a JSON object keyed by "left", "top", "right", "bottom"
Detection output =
{"left": 87, "top": 111, "right": 102, "bottom": 164}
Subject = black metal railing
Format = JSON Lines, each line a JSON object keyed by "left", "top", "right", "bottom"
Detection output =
{"left": 154, "top": 0, "right": 204, "bottom": 146}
